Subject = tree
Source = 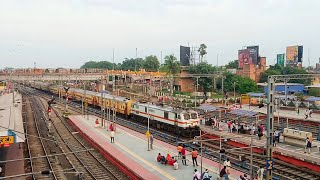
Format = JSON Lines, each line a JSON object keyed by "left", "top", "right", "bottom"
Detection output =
{"left": 143, "top": 55, "right": 160, "bottom": 72}
{"left": 188, "top": 62, "right": 216, "bottom": 95}
{"left": 81, "top": 60, "right": 116, "bottom": 69}
{"left": 217, "top": 72, "right": 258, "bottom": 94}
{"left": 121, "top": 58, "right": 144, "bottom": 71}
{"left": 198, "top": 44, "right": 207, "bottom": 62}
{"left": 225, "top": 60, "right": 239, "bottom": 69}
{"left": 161, "top": 55, "right": 180, "bottom": 74}
{"left": 259, "top": 64, "right": 311, "bottom": 85}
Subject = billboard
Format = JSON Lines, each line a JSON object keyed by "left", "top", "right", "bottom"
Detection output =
{"left": 298, "top": 46, "right": 303, "bottom": 63}
{"left": 286, "top": 46, "right": 298, "bottom": 62}
{"left": 247, "top": 46, "right": 259, "bottom": 65}
{"left": 180, "top": 46, "right": 190, "bottom": 66}
{"left": 277, "top": 54, "right": 285, "bottom": 66}
{"left": 238, "top": 49, "right": 252, "bottom": 68}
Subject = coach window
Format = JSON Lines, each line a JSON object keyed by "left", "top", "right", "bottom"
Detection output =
{"left": 164, "top": 112, "right": 168, "bottom": 119}
{"left": 178, "top": 115, "right": 181, "bottom": 119}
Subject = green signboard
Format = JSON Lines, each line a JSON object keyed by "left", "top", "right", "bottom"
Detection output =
{"left": 277, "top": 54, "right": 285, "bottom": 66}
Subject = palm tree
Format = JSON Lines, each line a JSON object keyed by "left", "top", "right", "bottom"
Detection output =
{"left": 162, "top": 55, "right": 180, "bottom": 75}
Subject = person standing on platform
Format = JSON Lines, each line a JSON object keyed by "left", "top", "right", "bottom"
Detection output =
{"left": 191, "top": 148, "right": 198, "bottom": 166}
{"left": 224, "top": 158, "right": 231, "bottom": 172}
{"left": 109, "top": 123, "right": 114, "bottom": 131}
{"left": 181, "top": 146, "right": 188, "bottom": 166}
{"left": 305, "top": 109, "right": 309, "bottom": 119}
{"left": 193, "top": 169, "right": 201, "bottom": 180}
{"left": 257, "top": 166, "right": 264, "bottom": 180}
{"left": 309, "top": 108, "right": 313, "bottom": 118}
{"left": 95, "top": 119, "right": 100, "bottom": 128}
{"left": 110, "top": 130, "right": 115, "bottom": 143}
{"left": 219, "top": 166, "right": 229, "bottom": 180}
{"left": 305, "top": 137, "right": 311, "bottom": 154}
{"left": 273, "top": 131, "right": 277, "bottom": 147}
{"left": 177, "top": 144, "right": 183, "bottom": 159}
{"left": 202, "top": 169, "right": 211, "bottom": 180}
{"left": 227, "top": 121, "right": 232, "bottom": 133}
{"left": 150, "top": 134, "right": 154, "bottom": 150}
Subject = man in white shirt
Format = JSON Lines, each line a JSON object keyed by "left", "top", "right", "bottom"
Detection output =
{"left": 193, "top": 169, "right": 201, "bottom": 180}
{"left": 110, "top": 130, "right": 115, "bottom": 143}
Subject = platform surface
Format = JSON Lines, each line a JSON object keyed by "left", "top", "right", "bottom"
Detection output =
{"left": 0, "top": 92, "right": 25, "bottom": 142}
{"left": 69, "top": 115, "right": 245, "bottom": 180}
{"left": 200, "top": 123, "right": 320, "bottom": 165}
{"left": 241, "top": 104, "right": 320, "bottom": 122}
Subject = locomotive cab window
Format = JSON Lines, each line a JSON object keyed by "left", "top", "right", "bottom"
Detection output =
{"left": 191, "top": 113, "right": 198, "bottom": 119}
{"left": 178, "top": 115, "right": 181, "bottom": 119}
{"left": 145, "top": 107, "right": 147, "bottom": 113}
{"left": 164, "top": 112, "right": 168, "bottom": 119}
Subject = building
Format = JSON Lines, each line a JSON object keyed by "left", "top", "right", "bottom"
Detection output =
{"left": 236, "top": 57, "right": 267, "bottom": 82}
{"left": 173, "top": 67, "right": 195, "bottom": 92}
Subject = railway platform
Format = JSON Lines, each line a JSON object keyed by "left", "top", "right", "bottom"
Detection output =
{"left": 0, "top": 92, "right": 25, "bottom": 178}
{"left": 68, "top": 115, "right": 245, "bottom": 180}
{"left": 241, "top": 104, "right": 320, "bottom": 122}
{"left": 200, "top": 124, "right": 320, "bottom": 172}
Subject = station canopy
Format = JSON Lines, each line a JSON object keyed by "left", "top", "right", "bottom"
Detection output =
{"left": 196, "top": 104, "right": 219, "bottom": 112}
{"left": 229, "top": 109, "right": 258, "bottom": 117}
{"left": 247, "top": 92, "right": 265, "bottom": 97}
{"left": 305, "top": 97, "right": 320, "bottom": 102}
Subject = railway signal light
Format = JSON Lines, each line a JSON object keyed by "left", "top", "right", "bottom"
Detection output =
{"left": 48, "top": 107, "right": 52, "bottom": 113}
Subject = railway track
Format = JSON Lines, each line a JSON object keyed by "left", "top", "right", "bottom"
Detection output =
{"left": 24, "top": 88, "right": 129, "bottom": 180}
{"left": 201, "top": 136, "right": 320, "bottom": 180}
{"left": 23, "top": 92, "right": 66, "bottom": 180}
{"left": 28, "top": 87, "right": 320, "bottom": 180}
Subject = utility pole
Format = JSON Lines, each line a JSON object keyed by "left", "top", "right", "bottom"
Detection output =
{"left": 194, "top": 77, "right": 199, "bottom": 108}
{"left": 250, "top": 136, "right": 253, "bottom": 180}
{"left": 135, "top": 48, "right": 137, "bottom": 72}
{"left": 266, "top": 76, "right": 275, "bottom": 180}
{"left": 221, "top": 76, "right": 225, "bottom": 107}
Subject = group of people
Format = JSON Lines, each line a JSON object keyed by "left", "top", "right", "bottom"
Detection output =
{"left": 95, "top": 119, "right": 116, "bottom": 143}
{"left": 157, "top": 153, "right": 179, "bottom": 169}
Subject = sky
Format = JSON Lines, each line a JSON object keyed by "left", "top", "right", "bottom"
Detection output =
{"left": 0, "top": 0, "right": 320, "bottom": 69}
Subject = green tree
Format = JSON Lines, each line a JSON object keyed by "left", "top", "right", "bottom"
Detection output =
{"left": 143, "top": 55, "right": 160, "bottom": 72}
{"left": 161, "top": 55, "right": 180, "bottom": 74}
{"left": 259, "top": 64, "right": 311, "bottom": 85}
{"left": 225, "top": 60, "right": 239, "bottom": 69}
{"left": 188, "top": 62, "right": 216, "bottom": 95}
{"left": 81, "top": 60, "right": 116, "bottom": 69}
{"left": 217, "top": 72, "right": 258, "bottom": 94}
{"left": 121, "top": 58, "right": 144, "bottom": 71}
{"left": 198, "top": 44, "right": 207, "bottom": 62}
{"left": 259, "top": 69, "right": 281, "bottom": 83}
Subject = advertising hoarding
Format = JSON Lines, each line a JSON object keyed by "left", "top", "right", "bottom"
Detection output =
{"left": 180, "top": 46, "right": 190, "bottom": 66}
{"left": 247, "top": 46, "right": 259, "bottom": 65}
{"left": 286, "top": 46, "right": 298, "bottom": 62}
{"left": 238, "top": 49, "right": 252, "bottom": 68}
{"left": 277, "top": 54, "right": 285, "bottom": 66}
{"left": 298, "top": 46, "right": 303, "bottom": 63}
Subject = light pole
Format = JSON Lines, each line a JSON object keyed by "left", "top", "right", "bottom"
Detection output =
{"left": 194, "top": 76, "right": 199, "bottom": 108}
{"left": 233, "top": 81, "right": 238, "bottom": 104}
{"left": 147, "top": 102, "right": 150, "bottom": 151}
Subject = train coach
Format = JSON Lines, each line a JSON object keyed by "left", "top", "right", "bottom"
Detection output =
{"left": 131, "top": 102, "right": 200, "bottom": 136}
{"left": 28, "top": 81, "right": 200, "bottom": 136}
